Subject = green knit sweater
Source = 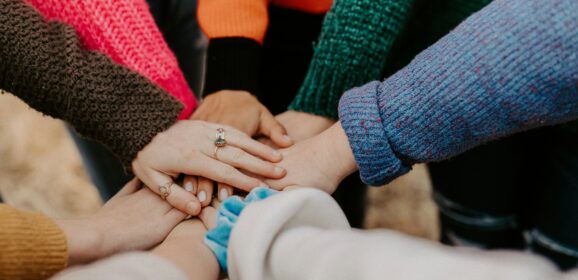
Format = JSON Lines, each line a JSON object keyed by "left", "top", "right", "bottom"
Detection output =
{"left": 289, "top": 0, "right": 493, "bottom": 119}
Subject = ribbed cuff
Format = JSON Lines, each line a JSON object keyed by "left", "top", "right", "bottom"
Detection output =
{"left": 289, "top": 60, "right": 377, "bottom": 119}
{"left": 205, "top": 188, "right": 278, "bottom": 273}
{"left": 338, "top": 81, "right": 411, "bottom": 186}
{"left": 0, "top": 205, "right": 68, "bottom": 279}
{"left": 203, "top": 38, "right": 262, "bottom": 97}
{"left": 289, "top": 0, "right": 415, "bottom": 119}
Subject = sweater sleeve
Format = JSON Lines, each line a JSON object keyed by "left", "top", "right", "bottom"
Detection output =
{"left": 228, "top": 189, "right": 563, "bottom": 280}
{"left": 24, "top": 0, "right": 197, "bottom": 119}
{"left": 197, "top": 0, "right": 268, "bottom": 97}
{"left": 0, "top": 204, "right": 67, "bottom": 280}
{"left": 338, "top": 0, "right": 578, "bottom": 185}
{"left": 53, "top": 253, "right": 188, "bottom": 280}
{"left": 0, "top": 0, "right": 183, "bottom": 169}
{"left": 289, "top": 0, "right": 415, "bottom": 119}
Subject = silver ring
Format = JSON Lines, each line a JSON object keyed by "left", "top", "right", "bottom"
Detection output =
{"left": 159, "top": 182, "right": 172, "bottom": 200}
{"left": 215, "top": 128, "right": 226, "bottom": 147}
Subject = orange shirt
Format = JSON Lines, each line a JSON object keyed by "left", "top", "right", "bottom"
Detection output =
{"left": 198, "top": 0, "right": 333, "bottom": 43}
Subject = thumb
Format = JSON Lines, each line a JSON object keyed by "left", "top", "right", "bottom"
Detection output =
{"left": 259, "top": 110, "right": 293, "bottom": 148}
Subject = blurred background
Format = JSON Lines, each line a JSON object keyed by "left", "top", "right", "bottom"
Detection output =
{"left": 0, "top": 91, "right": 439, "bottom": 240}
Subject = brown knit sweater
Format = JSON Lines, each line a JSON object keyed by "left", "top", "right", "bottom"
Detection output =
{"left": 0, "top": 0, "right": 183, "bottom": 168}
{"left": 0, "top": 204, "right": 68, "bottom": 279}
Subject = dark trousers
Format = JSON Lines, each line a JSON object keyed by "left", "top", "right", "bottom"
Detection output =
{"left": 430, "top": 127, "right": 578, "bottom": 270}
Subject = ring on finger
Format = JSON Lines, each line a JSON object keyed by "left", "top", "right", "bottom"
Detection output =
{"left": 214, "top": 146, "right": 221, "bottom": 160}
{"left": 159, "top": 182, "right": 172, "bottom": 200}
{"left": 215, "top": 128, "right": 226, "bottom": 147}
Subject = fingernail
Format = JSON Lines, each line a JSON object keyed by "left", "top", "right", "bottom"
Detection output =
{"left": 272, "top": 150, "right": 281, "bottom": 157}
{"left": 186, "top": 201, "right": 199, "bottom": 215}
{"left": 184, "top": 182, "right": 194, "bottom": 192}
{"left": 219, "top": 188, "right": 229, "bottom": 201}
{"left": 275, "top": 166, "right": 285, "bottom": 175}
{"left": 283, "top": 135, "right": 292, "bottom": 142}
{"left": 198, "top": 191, "right": 207, "bottom": 202}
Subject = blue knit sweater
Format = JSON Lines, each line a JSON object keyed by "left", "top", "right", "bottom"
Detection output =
{"left": 338, "top": 0, "right": 578, "bottom": 186}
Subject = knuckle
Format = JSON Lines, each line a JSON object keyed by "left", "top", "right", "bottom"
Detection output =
{"left": 221, "top": 166, "right": 237, "bottom": 181}
{"left": 229, "top": 148, "right": 245, "bottom": 162}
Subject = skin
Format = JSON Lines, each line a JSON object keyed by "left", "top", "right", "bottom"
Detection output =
{"left": 276, "top": 110, "right": 336, "bottom": 143}
{"left": 151, "top": 206, "right": 220, "bottom": 280}
{"left": 265, "top": 122, "right": 358, "bottom": 194}
{"left": 187, "top": 90, "right": 294, "bottom": 205}
{"left": 55, "top": 179, "right": 187, "bottom": 266}
{"left": 131, "top": 120, "right": 286, "bottom": 215}
{"left": 152, "top": 218, "right": 219, "bottom": 280}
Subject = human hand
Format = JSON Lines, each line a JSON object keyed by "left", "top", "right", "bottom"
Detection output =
{"left": 132, "top": 120, "right": 286, "bottom": 215}
{"left": 276, "top": 110, "right": 335, "bottom": 143}
{"left": 152, "top": 215, "right": 219, "bottom": 279}
{"left": 190, "top": 90, "right": 292, "bottom": 204}
{"left": 264, "top": 122, "right": 357, "bottom": 194}
{"left": 56, "top": 179, "right": 187, "bottom": 265}
{"left": 192, "top": 90, "right": 292, "bottom": 147}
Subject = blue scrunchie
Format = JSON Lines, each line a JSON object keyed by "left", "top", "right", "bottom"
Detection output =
{"left": 204, "top": 187, "right": 278, "bottom": 273}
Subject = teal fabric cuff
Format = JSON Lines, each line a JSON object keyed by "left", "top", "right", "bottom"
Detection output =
{"left": 204, "top": 187, "right": 278, "bottom": 273}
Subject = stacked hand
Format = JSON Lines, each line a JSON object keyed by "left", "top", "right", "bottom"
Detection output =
{"left": 264, "top": 122, "right": 358, "bottom": 194}
{"left": 188, "top": 90, "right": 293, "bottom": 206}
{"left": 131, "top": 120, "right": 286, "bottom": 215}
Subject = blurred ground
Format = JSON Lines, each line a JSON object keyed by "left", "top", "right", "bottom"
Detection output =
{"left": 0, "top": 92, "right": 439, "bottom": 239}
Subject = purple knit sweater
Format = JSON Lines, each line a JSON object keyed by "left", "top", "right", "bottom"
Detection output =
{"left": 338, "top": 0, "right": 578, "bottom": 186}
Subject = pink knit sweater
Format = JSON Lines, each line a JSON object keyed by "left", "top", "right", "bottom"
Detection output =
{"left": 26, "top": 0, "right": 197, "bottom": 119}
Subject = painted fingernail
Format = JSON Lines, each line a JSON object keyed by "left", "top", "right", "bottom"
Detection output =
{"left": 198, "top": 191, "right": 207, "bottom": 202}
{"left": 184, "top": 182, "right": 194, "bottom": 192}
{"left": 275, "top": 166, "right": 285, "bottom": 175}
{"left": 219, "top": 188, "right": 229, "bottom": 201}
{"left": 186, "top": 201, "right": 199, "bottom": 215}
{"left": 283, "top": 135, "right": 292, "bottom": 142}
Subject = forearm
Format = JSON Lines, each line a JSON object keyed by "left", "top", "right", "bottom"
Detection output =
{"left": 289, "top": 0, "right": 415, "bottom": 119}
{"left": 53, "top": 219, "right": 102, "bottom": 266}
{"left": 26, "top": 0, "right": 197, "bottom": 118}
{"left": 198, "top": 0, "right": 268, "bottom": 97}
{"left": 339, "top": 0, "right": 578, "bottom": 185}
{"left": 153, "top": 238, "right": 219, "bottom": 280}
{"left": 0, "top": 0, "right": 182, "bottom": 168}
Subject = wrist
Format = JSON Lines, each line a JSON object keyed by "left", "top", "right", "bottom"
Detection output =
{"left": 54, "top": 219, "right": 104, "bottom": 265}
{"left": 324, "top": 122, "right": 357, "bottom": 180}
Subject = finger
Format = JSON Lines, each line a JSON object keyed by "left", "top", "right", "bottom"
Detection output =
{"left": 217, "top": 183, "right": 233, "bottom": 202}
{"left": 196, "top": 177, "right": 214, "bottom": 207}
{"left": 165, "top": 207, "right": 189, "bottom": 223}
{"left": 216, "top": 145, "right": 286, "bottom": 179}
{"left": 259, "top": 110, "right": 293, "bottom": 148}
{"left": 219, "top": 125, "right": 282, "bottom": 163}
{"left": 183, "top": 176, "right": 198, "bottom": 194}
{"left": 177, "top": 153, "right": 264, "bottom": 193}
{"left": 140, "top": 166, "right": 201, "bottom": 216}
{"left": 199, "top": 206, "right": 218, "bottom": 230}
{"left": 110, "top": 177, "right": 140, "bottom": 199}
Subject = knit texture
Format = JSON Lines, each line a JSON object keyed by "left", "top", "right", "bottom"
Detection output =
{"left": 26, "top": 0, "right": 197, "bottom": 119}
{"left": 0, "top": 204, "right": 67, "bottom": 280}
{"left": 0, "top": 0, "right": 183, "bottom": 168}
{"left": 290, "top": 0, "right": 415, "bottom": 119}
{"left": 205, "top": 187, "right": 278, "bottom": 273}
{"left": 198, "top": 0, "right": 332, "bottom": 43}
{"left": 339, "top": 0, "right": 578, "bottom": 185}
